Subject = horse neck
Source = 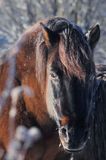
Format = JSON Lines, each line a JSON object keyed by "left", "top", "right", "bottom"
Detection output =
{"left": 16, "top": 51, "right": 52, "bottom": 128}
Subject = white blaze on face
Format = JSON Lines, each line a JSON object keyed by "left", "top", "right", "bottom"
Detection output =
{"left": 46, "top": 77, "right": 56, "bottom": 119}
{"left": 46, "top": 70, "right": 73, "bottom": 120}
{"left": 46, "top": 74, "right": 63, "bottom": 120}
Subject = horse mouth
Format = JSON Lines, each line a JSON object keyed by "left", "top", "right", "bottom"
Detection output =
{"left": 59, "top": 130, "right": 89, "bottom": 153}
{"left": 63, "top": 140, "right": 87, "bottom": 153}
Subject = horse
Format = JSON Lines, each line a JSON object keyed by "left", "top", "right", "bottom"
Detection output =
{"left": 0, "top": 17, "right": 100, "bottom": 160}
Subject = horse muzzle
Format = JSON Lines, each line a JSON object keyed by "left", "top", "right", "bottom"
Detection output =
{"left": 58, "top": 126, "right": 89, "bottom": 153}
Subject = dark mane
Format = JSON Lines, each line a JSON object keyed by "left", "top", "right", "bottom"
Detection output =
{"left": 36, "top": 17, "right": 95, "bottom": 83}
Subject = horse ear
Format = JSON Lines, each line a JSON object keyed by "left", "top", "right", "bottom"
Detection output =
{"left": 85, "top": 24, "right": 100, "bottom": 50}
{"left": 40, "top": 22, "right": 58, "bottom": 47}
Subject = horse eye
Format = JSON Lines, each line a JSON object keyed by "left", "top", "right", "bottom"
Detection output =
{"left": 50, "top": 72, "right": 58, "bottom": 79}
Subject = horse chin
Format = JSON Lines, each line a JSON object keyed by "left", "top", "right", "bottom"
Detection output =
{"left": 63, "top": 140, "right": 87, "bottom": 153}
{"left": 59, "top": 134, "right": 89, "bottom": 153}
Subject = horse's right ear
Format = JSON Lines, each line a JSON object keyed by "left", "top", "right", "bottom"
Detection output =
{"left": 85, "top": 24, "right": 100, "bottom": 50}
{"left": 40, "top": 23, "right": 59, "bottom": 47}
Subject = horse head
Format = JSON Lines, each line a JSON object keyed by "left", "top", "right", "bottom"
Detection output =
{"left": 40, "top": 18, "right": 100, "bottom": 152}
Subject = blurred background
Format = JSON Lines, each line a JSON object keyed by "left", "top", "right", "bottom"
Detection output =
{"left": 0, "top": 0, "right": 106, "bottom": 64}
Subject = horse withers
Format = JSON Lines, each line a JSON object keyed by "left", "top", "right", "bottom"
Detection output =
{"left": 0, "top": 17, "right": 100, "bottom": 159}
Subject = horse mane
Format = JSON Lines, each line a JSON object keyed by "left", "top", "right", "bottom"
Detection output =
{"left": 35, "top": 17, "right": 95, "bottom": 85}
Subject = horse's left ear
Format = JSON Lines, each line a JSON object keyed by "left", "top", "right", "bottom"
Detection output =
{"left": 40, "top": 22, "right": 59, "bottom": 47}
{"left": 85, "top": 24, "right": 100, "bottom": 50}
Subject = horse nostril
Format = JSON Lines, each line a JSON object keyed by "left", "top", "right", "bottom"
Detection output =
{"left": 61, "top": 127, "right": 67, "bottom": 136}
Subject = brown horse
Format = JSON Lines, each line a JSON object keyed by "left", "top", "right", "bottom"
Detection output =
{"left": 0, "top": 17, "right": 100, "bottom": 160}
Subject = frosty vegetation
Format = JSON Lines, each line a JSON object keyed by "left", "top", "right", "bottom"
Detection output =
{"left": 0, "top": 53, "right": 42, "bottom": 160}
{"left": 0, "top": 0, "right": 106, "bottom": 63}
